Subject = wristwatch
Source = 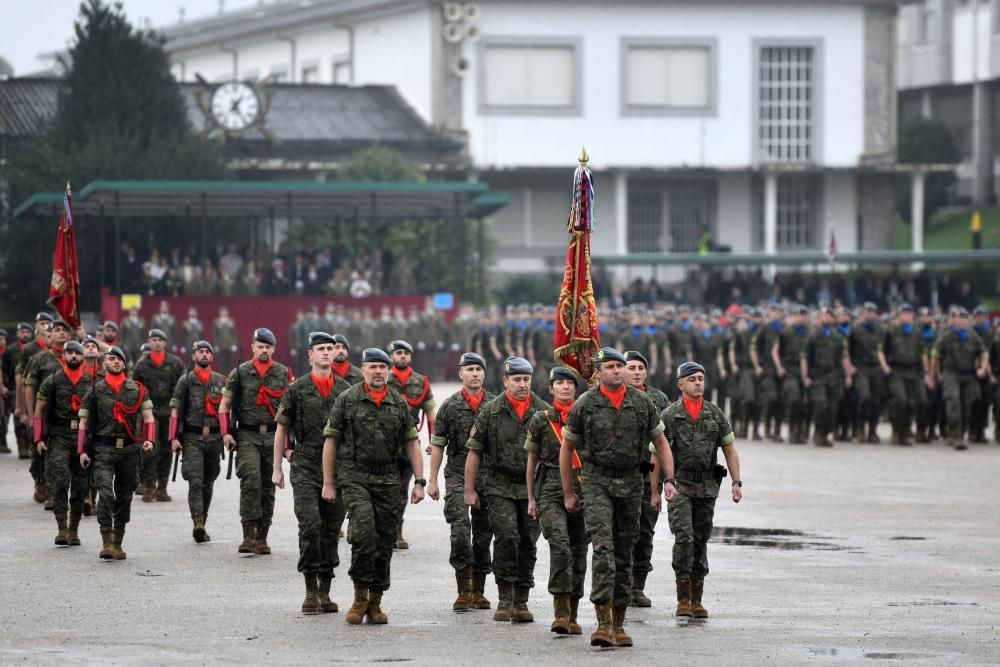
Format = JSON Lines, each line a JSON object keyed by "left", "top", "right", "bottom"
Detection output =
{"left": 732, "top": 480, "right": 743, "bottom": 487}
{"left": 414, "top": 478, "right": 428, "bottom": 487}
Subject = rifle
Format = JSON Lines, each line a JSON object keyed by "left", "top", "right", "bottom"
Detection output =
{"left": 171, "top": 449, "right": 180, "bottom": 481}
{"left": 173, "top": 360, "right": 196, "bottom": 483}
{"left": 226, "top": 353, "right": 242, "bottom": 480}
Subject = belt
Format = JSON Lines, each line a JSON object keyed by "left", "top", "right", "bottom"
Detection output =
{"left": 51, "top": 417, "right": 80, "bottom": 432}
{"left": 237, "top": 423, "right": 277, "bottom": 434}
{"left": 584, "top": 462, "right": 640, "bottom": 480}
{"left": 93, "top": 435, "right": 135, "bottom": 449}
{"left": 183, "top": 424, "right": 220, "bottom": 437}
{"left": 491, "top": 468, "right": 527, "bottom": 485}
{"left": 676, "top": 469, "right": 714, "bottom": 483}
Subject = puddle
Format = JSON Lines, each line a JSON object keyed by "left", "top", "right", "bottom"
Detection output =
{"left": 713, "top": 527, "right": 850, "bottom": 551}
{"left": 888, "top": 536, "right": 926, "bottom": 541}
{"left": 886, "top": 599, "right": 978, "bottom": 607}
{"left": 810, "top": 648, "right": 935, "bottom": 660}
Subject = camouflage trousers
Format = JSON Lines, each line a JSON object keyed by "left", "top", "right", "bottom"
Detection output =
{"left": 235, "top": 430, "right": 276, "bottom": 526}
{"left": 889, "top": 369, "right": 927, "bottom": 429}
{"left": 291, "top": 449, "right": 345, "bottom": 578}
{"left": 759, "top": 375, "right": 781, "bottom": 419}
{"left": 93, "top": 442, "right": 140, "bottom": 531}
{"left": 443, "top": 470, "right": 492, "bottom": 574}
{"left": 782, "top": 374, "right": 808, "bottom": 422}
{"left": 179, "top": 433, "right": 222, "bottom": 517}
{"left": 343, "top": 476, "right": 399, "bottom": 592}
{"left": 729, "top": 370, "right": 758, "bottom": 421}
{"left": 631, "top": 480, "right": 660, "bottom": 578}
{"left": 538, "top": 479, "right": 587, "bottom": 598}
{"left": 942, "top": 372, "right": 980, "bottom": 439}
{"left": 142, "top": 415, "right": 172, "bottom": 488}
{"left": 970, "top": 377, "right": 994, "bottom": 436}
{"left": 396, "top": 458, "right": 412, "bottom": 540}
{"left": 44, "top": 433, "right": 88, "bottom": 517}
{"left": 487, "top": 495, "right": 540, "bottom": 589}
{"left": 810, "top": 373, "right": 844, "bottom": 432}
{"left": 667, "top": 493, "right": 716, "bottom": 581}
{"left": 854, "top": 366, "right": 887, "bottom": 425}
{"left": 582, "top": 475, "right": 642, "bottom": 606}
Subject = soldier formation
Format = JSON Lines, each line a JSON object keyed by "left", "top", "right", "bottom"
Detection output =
{"left": 3, "top": 294, "right": 998, "bottom": 649}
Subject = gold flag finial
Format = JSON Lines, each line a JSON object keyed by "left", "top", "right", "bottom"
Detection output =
{"left": 578, "top": 147, "right": 589, "bottom": 166}
{"left": 66, "top": 180, "right": 71, "bottom": 196}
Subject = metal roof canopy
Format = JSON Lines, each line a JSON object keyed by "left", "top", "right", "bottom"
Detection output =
{"left": 593, "top": 250, "right": 1000, "bottom": 266}
{"left": 14, "top": 180, "right": 510, "bottom": 220}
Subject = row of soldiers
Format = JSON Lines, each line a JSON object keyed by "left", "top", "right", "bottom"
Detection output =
{"left": 5, "top": 309, "right": 743, "bottom": 649}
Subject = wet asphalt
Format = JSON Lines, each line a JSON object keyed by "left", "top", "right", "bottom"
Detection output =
{"left": 1, "top": 381, "right": 998, "bottom": 665}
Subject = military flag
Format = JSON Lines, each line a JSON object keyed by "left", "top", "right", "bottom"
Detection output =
{"left": 48, "top": 182, "right": 81, "bottom": 328}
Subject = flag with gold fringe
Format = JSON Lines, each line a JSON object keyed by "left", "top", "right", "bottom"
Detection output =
{"left": 48, "top": 182, "right": 81, "bottom": 328}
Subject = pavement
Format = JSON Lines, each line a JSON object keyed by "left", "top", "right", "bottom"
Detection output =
{"left": 1, "top": 381, "right": 998, "bottom": 665}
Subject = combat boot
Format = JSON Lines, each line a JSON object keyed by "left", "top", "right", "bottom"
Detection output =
{"left": 866, "top": 422, "right": 881, "bottom": 444}
{"left": 192, "top": 513, "right": 207, "bottom": 543}
{"left": 33, "top": 484, "right": 46, "bottom": 503}
{"left": 142, "top": 482, "right": 156, "bottom": 502}
{"left": 751, "top": 419, "right": 762, "bottom": 441}
{"left": 813, "top": 430, "right": 833, "bottom": 448}
{"left": 453, "top": 568, "right": 473, "bottom": 611}
{"left": 630, "top": 572, "right": 652, "bottom": 607}
{"left": 99, "top": 527, "right": 115, "bottom": 559}
{"left": 156, "top": 478, "right": 172, "bottom": 502}
{"left": 770, "top": 416, "right": 784, "bottom": 443}
{"left": 345, "top": 582, "right": 369, "bottom": 624}
{"left": 18, "top": 439, "right": 31, "bottom": 459}
{"left": 238, "top": 521, "right": 257, "bottom": 553}
{"left": 318, "top": 576, "right": 338, "bottom": 613}
{"left": 511, "top": 587, "right": 534, "bottom": 623}
{"left": 890, "top": 423, "right": 901, "bottom": 445}
{"left": 0, "top": 439, "right": 10, "bottom": 453}
{"left": 915, "top": 425, "right": 930, "bottom": 443}
{"left": 44, "top": 496, "right": 54, "bottom": 511}
{"left": 550, "top": 594, "right": 572, "bottom": 634}
{"left": 568, "top": 597, "right": 583, "bottom": 635}
{"left": 67, "top": 512, "right": 81, "bottom": 546}
{"left": 53, "top": 513, "right": 70, "bottom": 546}
{"left": 301, "top": 574, "right": 321, "bottom": 615}
{"left": 200, "top": 513, "right": 212, "bottom": 542}
{"left": 111, "top": 529, "right": 127, "bottom": 560}
{"left": 135, "top": 482, "right": 145, "bottom": 496}
{"left": 493, "top": 583, "right": 513, "bottom": 622}
{"left": 470, "top": 573, "right": 491, "bottom": 609}
{"left": 675, "top": 578, "right": 693, "bottom": 617}
{"left": 612, "top": 606, "right": 633, "bottom": 647}
{"left": 255, "top": 523, "right": 272, "bottom": 555}
{"left": 690, "top": 580, "right": 709, "bottom": 618}
{"left": 590, "top": 603, "right": 615, "bottom": 647}
{"left": 83, "top": 493, "right": 94, "bottom": 516}
{"left": 366, "top": 591, "right": 389, "bottom": 624}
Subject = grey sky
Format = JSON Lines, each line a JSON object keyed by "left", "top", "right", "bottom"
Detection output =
{"left": 0, "top": 0, "right": 257, "bottom": 76}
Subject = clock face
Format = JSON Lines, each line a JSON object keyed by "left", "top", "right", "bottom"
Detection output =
{"left": 210, "top": 81, "right": 261, "bottom": 133}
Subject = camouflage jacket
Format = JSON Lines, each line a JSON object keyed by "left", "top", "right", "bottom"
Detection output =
{"left": 662, "top": 399, "right": 734, "bottom": 499}
{"left": 806, "top": 328, "right": 848, "bottom": 376}
{"left": 466, "top": 392, "right": 550, "bottom": 500}
{"left": 850, "top": 322, "right": 886, "bottom": 368}
{"left": 80, "top": 378, "right": 153, "bottom": 441}
{"left": 388, "top": 368, "right": 436, "bottom": 422}
{"left": 170, "top": 369, "right": 227, "bottom": 430}
{"left": 132, "top": 353, "right": 185, "bottom": 414}
{"left": 222, "top": 360, "right": 292, "bottom": 426}
{"left": 933, "top": 328, "right": 986, "bottom": 375}
{"left": 23, "top": 349, "right": 64, "bottom": 388}
{"left": 37, "top": 367, "right": 94, "bottom": 429}
{"left": 431, "top": 389, "right": 496, "bottom": 475}
{"left": 332, "top": 363, "right": 364, "bottom": 386}
{"left": 276, "top": 372, "right": 351, "bottom": 453}
{"left": 883, "top": 325, "right": 925, "bottom": 370}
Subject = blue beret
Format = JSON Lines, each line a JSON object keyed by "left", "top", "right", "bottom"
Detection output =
{"left": 624, "top": 350, "right": 648, "bottom": 368}
{"left": 254, "top": 328, "right": 277, "bottom": 345}
{"left": 362, "top": 347, "right": 391, "bottom": 364}
{"left": 390, "top": 339, "right": 413, "bottom": 354}
{"left": 677, "top": 362, "right": 706, "bottom": 380}
{"left": 148, "top": 328, "right": 167, "bottom": 340}
{"left": 64, "top": 341, "right": 85, "bottom": 354}
{"left": 308, "top": 331, "right": 336, "bottom": 348}
{"left": 595, "top": 347, "right": 626, "bottom": 365}
{"left": 503, "top": 356, "right": 533, "bottom": 376}
{"left": 548, "top": 366, "right": 579, "bottom": 385}
{"left": 459, "top": 352, "right": 487, "bottom": 368}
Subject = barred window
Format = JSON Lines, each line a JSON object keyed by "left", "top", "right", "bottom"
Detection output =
{"left": 628, "top": 183, "right": 715, "bottom": 253}
{"left": 668, "top": 184, "right": 714, "bottom": 252}
{"left": 627, "top": 190, "right": 663, "bottom": 253}
{"left": 757, "top": 45, "right": 816, "bottom": 163}
{"left": 753, "top": 175, "right": 821, "bottom": 250}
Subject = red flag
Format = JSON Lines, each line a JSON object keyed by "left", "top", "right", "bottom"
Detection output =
{"left": 48, "top": 185, "right": 81, "bottom": 328}
{"left": 554, "top": 149, "right": 601, "bottom": 380}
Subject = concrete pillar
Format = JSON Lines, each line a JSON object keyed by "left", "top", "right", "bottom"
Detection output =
{"left": 920, "top": 89, "right": 933, "bottom": 119}
{"left": 972, "top": 81, "right": 994, "bottom": 207}
{"left": 764, "top": 172, "right": 778, "bottom": 281}
{"left": 523, "top": 187, "right": 532, "bottom": 247}
{"left": 911, "top": 170, "right": 925, "bottom": 254}
{"left": 613, "top": 171, "right": 628, "bottom": 287}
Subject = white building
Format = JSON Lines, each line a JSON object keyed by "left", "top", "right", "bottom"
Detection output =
{"left": 897, "top": 0, "right": 998, "bottom": 206}
{"left": 162, "top": 0, "right": 904, "bottom": 280}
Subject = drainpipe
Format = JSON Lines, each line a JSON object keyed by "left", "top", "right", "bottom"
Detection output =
{"left": 334, "top": 23, "right": 355, "bottom": 83}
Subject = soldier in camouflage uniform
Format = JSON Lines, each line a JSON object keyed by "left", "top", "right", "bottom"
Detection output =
{"left": 560, "top": 347, "right": 675, "bottom": 648}
{"left": 77, "top": 346, "right": 155, "bottom": 560}
{"left": 916, "top": 308, "right": 941, "bottom": 442}
{"left": 180, "top": 308, "right": 204, "bottom": 357}
{"left": 386, "top": 339, "right": 435, "bottom": 550}
{"left": 802, "top": 307, "right": 853, "bottom": 448}
{"left": 4, "top": 323, "right": 35, "bottom": 458}
{"left": 465, "top": 356, "right": 547, "bottom": 624}
{"left": 428, "top": 352, "right": 495, "bottom": 612}
{"left": 132, "top": 328, "right": 185, "bottom": 501}
{"left": 151, "top": 301, "right": 178, "bottom": 354}
{"left": 23, "top": 318, "right": 72, "bottom": 506}
{"left": 526, "top": 366, "right": 587, "bottom": 635}
{"left": 931, "top": 307, "right": 989, "bottom": 450}
{"left": 622, "top": 350, "right": 670, "bottom": 608}
{"left": 728, "top": 309, "right": 761, "bottom": 440}
{"left": 169, "top": 341, "right": 226, "bottom": 542}
{"left": 991, "top": 319, "right": 1000, "bottom": 443}
{"left": 773, "top": 306, "right": 810, "bottom": 444}
{"left": 330, "top": 334, "right": 363, "bottom": 385}
{"left": 119, "top": 308, "right": 146, "bottom": 364}
{"left": 211, "top": 306, "right": 239, "bottom": 374}
{"left": 969, "top": 306, "right": 996, "bottom": 443}
{"left": 850, "top": 303, "right": 887, "bottom": 443}
{"left": 662, "top": 361, "right": 742, "bottom": 619}
{"left": 321, "top": 347, "right": 425, "bottom": 625}
{"left": 33, "top": 341, "right": 91, "bottom": 546}
{"left": 751, "top": 305, "right": 784, "bottom": 442}
{"left": 220, "top": 327, "right": 292, "bottom": 555}
{"left": 273, "top": 332, "right": 350, "bottom": 614}
{"left": 878, "top": 304, "right": 927, "bottom": 445}
{"left": 616, "top": 311, "right": 659, "bottom": 380}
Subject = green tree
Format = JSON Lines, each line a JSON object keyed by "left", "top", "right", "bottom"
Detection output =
{"left": 896, "top": 118, "right": 959, "bottom": 224}
{"left": 1, "top": 0, "right": 222, "bottom": 317}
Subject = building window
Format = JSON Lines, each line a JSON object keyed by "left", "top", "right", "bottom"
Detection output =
{"left": 628, "top": 182, "right": 715, "bottom": 253}
{"left": 668, "top": 183, "right": 715, "bottom": 252}
{"left": 753, "top": 175, "right": 821, "bottom": 250}
{"left": 301, "top": 62, "right": 320, "bottom": 83}
{"left": 756, "top": 42, "right": 820, "bottom": 163}
{"left": 478, "top": 37, "right": 582, "bottom": 115}
{"left": 627, "top": 190, "right": 664, "bottom": 253}
{"left": 917, "top": 6, "right": 936, "bottom": 43}
{"left": 620, "top": 38, "right": 716, "bottom": 115}
{"left": 332, "top": 57, "right": 351, "bottom": 84}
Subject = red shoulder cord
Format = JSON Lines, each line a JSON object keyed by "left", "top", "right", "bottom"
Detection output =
{"left": 112, "top": 383, "right": 148, "bottom": 442}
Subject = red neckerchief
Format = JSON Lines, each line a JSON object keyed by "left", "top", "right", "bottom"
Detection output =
{"left": 105, "top": 371, "right": 127, "bottom": 395}
{"left": 253, "top": 358, "right": 273, "bottom": 378}
{"left": 251, "top": 361, "right": 287, "bottom": 418}
{"left": 552, "top": 399, "right": 573, "bottom": 424}
{"left": 83, "top": 361, "right": 99, "bottom": 375}
{"left": 37, "top": 338, "right": 48, "bottom": 351}
{"left": 506, "top": 390, "right": 531, "bottom": 421}
{"left": 331, "top": 360, "right": 351, "bottom": 379}
{"left": 51, "top": 345, "right": 64, "bottom": 357}
{"left": 364, "top": 381, "right": 389, "bottom": 407}
{"left": 18, "top": 340, "right": 27, "bottom": 350}
{"left": 311, "top": 372, "right": 334, "bottom": 399}
{"left": 392, "top": 366, "right": 413, "bottom": 387}
{"left": 600, "top": 384, "right": 627, "bottom": 410}
{"left": 149, "top": 351, "right": 166, "bottom": 368}
{"left": 462, "top": 388, "right": 485, "bottom": 412}
{"left": 0, "top": 344, "right": 5, "bottom": 356}
{"left": 62, "top": 363, "right": 85, "bottom": 412}
{"left": 194, "top": 368, "right": 221, "bottom": 417}
{"left": 683, "top": 396, "right": 704, "bottom": 422}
